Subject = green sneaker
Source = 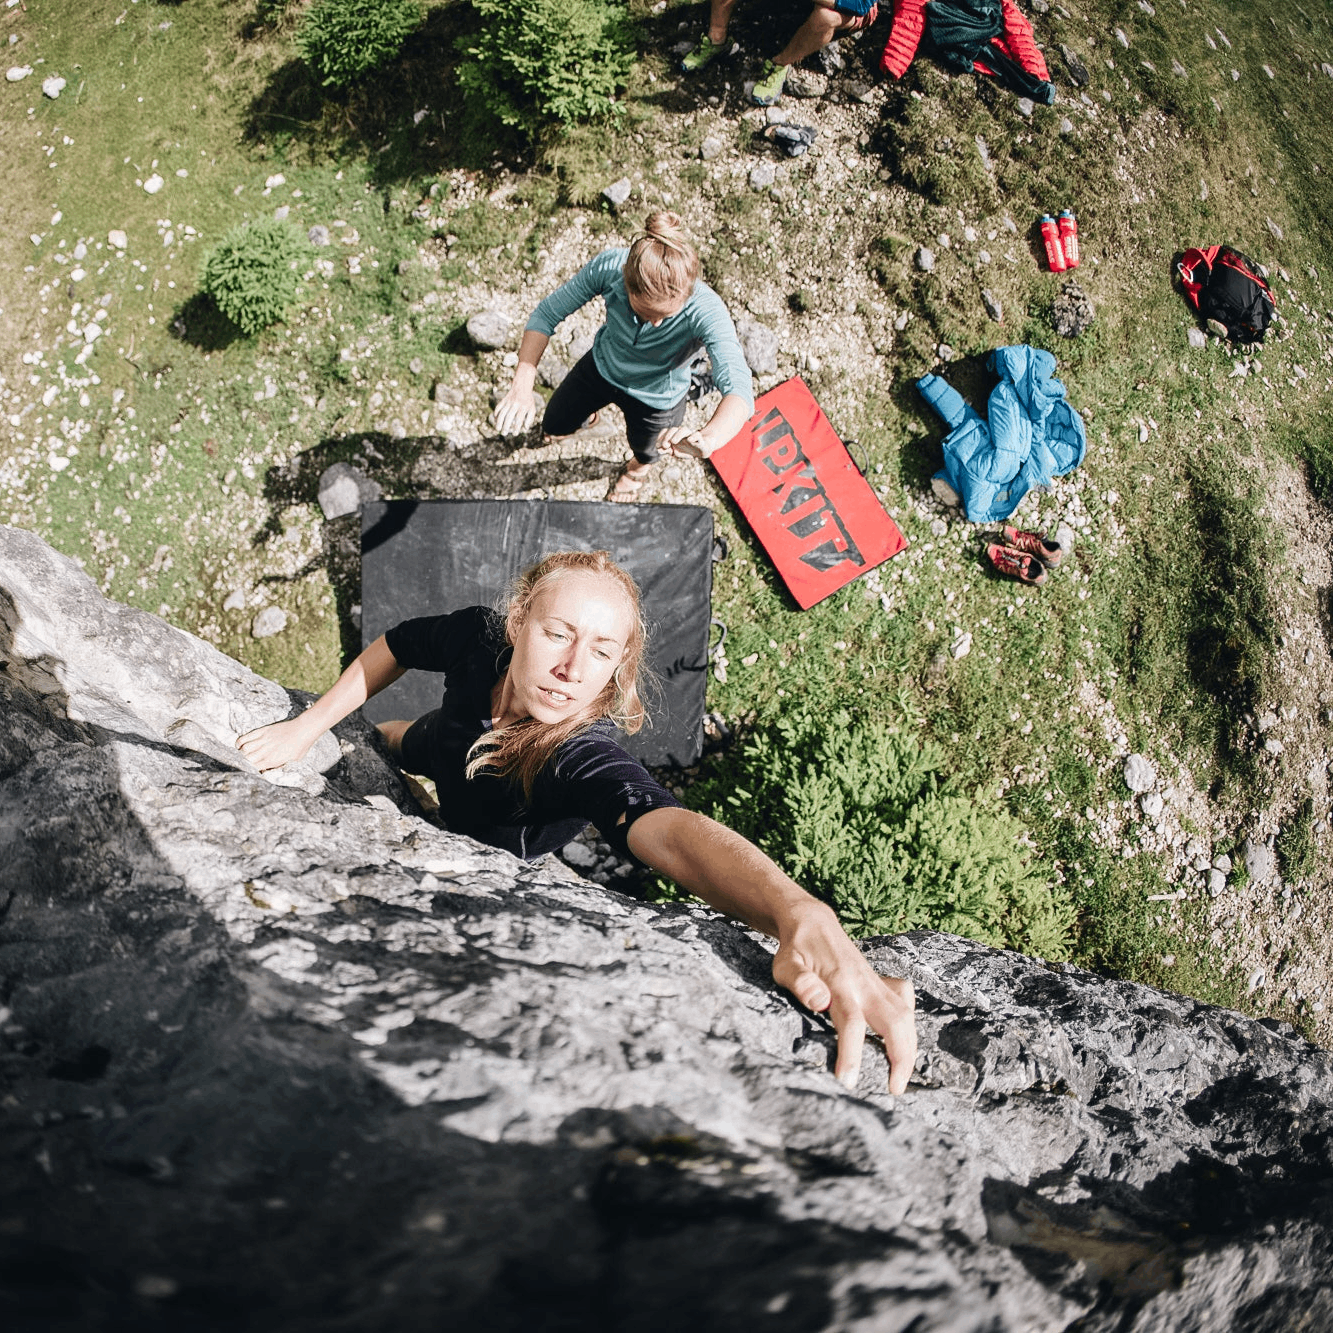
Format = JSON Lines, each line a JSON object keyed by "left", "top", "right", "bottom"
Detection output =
{"left": 751, "top": 59, "right": 789, "bottom": 106}
{"left": 681, "top": 33, "right": 722, "bottom": 73}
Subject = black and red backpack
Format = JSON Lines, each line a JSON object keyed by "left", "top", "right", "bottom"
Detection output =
{"left": 1177, "top": 245, "right": 1277, "bottom": 344}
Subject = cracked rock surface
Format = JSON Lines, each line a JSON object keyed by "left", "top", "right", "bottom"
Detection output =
{"left": 2, "top": 524, "right": 1331, "bottom": 1331}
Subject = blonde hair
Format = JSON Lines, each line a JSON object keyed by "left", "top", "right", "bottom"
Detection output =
{"left": 623, "top": 211, "right": 700, "bottom": 309}
{"left": 466, "top": 551, "right": 649, "bottom": 800}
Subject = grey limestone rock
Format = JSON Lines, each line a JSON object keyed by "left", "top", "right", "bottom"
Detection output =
{"left": 307, "top": 223, "right": 331, "bottom": 246}
{"left": 737, "top": 319, "right": 779, "bottom": 374}
{"left": 1123, "top": 752, "right": 1156, "bottom": 793}
{"left": 1188, "top": 326, "right": 1208, "bottom": 349}
{"left": 317, "top": 460, "right": 383, "bottom": 520}
{"left": 3, "top": 524, "right": 1333, "bottom": 1330}
{"left": 602, "top": 176, "right": 633, "bottom": 210}
{"left": 699, "top": 135, "right": 725, "bottom": 161}
{"left": 1052, "top": 279, "right": 1095, "bottom": 337}
{"left": 466, "top": 309, "right": 513, "bottom": 352}
{"left": 916, "top": 245, "right": 935, "bottom": 272}
{"left": 1243, "top": 837, "right": 1275, "bottom": 884}
{"left": 249, "top": 605, "right": 288, "bottom": 639}
{"left": 982, "top": 289, "right": 1004, "bottom": 323}
{"left": 784, "top": 67, "right": 827, "bottom": 98}
{"left": 748, "top": 161, "right": 776, "bottom": 191}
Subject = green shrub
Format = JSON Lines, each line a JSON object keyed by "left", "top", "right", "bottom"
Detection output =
{"left": 456, "top": 0, "right": 635, "bottom": 132}
{"left": 200, "top": 219, "right": 308, "bottom": 336}
{"left": 672, "top": 709, "right": 1074, "bottom": 958}
{"left": 297, "top": 0, "right": 423, "bottom": 89}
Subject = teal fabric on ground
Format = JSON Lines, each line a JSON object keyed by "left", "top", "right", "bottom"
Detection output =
{"left": 525, "top": 248, "right": 754, "bottom": 413}
{"left": 918, "top": 345, "right": 1086, "bottom": 523}
{"left": 925, "top": 0, "right": 1004, "bottom": 70}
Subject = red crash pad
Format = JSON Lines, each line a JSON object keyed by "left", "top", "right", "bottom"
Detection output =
{"left": 710, "top": 378, "right": 907, "bottom": 609}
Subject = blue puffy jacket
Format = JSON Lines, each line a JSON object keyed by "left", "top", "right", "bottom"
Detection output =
{"left": 917, "top": 345, "right": 1086, "bottom": 523}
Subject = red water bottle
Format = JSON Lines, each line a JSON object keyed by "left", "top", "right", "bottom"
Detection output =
{"left": 1040, "top": 214, "right": 1067, "bottom": 273}
{"left": 1058, "top": 209, "right": 1080, "bottom": 269}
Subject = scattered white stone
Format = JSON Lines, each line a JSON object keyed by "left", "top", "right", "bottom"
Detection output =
{"left": 308, "top": 224, "right": 330, "bottom": 247}
{"left": 915, "top": 246, "right": 935, "bottom": 272}
{"left": 1265, "top": 737, "right": 1284, "bottom": 755}
{"left": 1262, "top": 64, "right": 1275, "bottom": 79}
{"left": 273, "top": 205, "right": 290, "bottom": 222}
{"left": 1172, "top": 59, "right": 1188, "bottom": 78}
{"left": 700, "top": 136, "right": 725, "bottom": 161}
{"left": 1266, "top": 217, "right": 1284, "bottom": 241}
{"left": 413, "top": 108, "right": 429, "bottom": 125}
{"left": 1187, "top": 327, "right": 1207, "bottom": 349}
{"left": 977, "top": 249, "right": 991, "bottom": 264}
{"left": 265, "top": 173, "right": 286, "bottom": 189}
{"left": 108, "top": 229, "right": 127, "bottom": 250}
{"left": 1115, "top": 27, "right": 1129, "bottom": 47}
{"left": 41, "top": 75, "right": 65, "bottom": 99}
{"left": 602, "top": 177, "right": 633, "bottom": 208}
{"left": 48, "top": 453, "right": 70, "bottom": 472}
{"left": 6, "top": 64, "right": 32, "bottom": 82}
{"left": 1246, "top": 967, "right": 1265, "bottom": 996}
{"left": 1122, "top": 753, "right": 1156, "bottom": 793}
{"left": 936, "top": 343, "right": 954, "bottom": 361}
{"left": 562, "top": 841, "right": 598, "bottom": 870}
{"left": 749, "top": 162, "right": 776, "bottom": 191}
{"left": 950, "top": 632, "right": 972, "bottom": 660}
{"left": 73, "top": 241, "right": 86, "bottom": 260}
{"left": 1016, "top": 97, "right": 1034, "bottom": 118}
{"left": 251, "top": 606, "right": 288, "bottom": 639}
{"left": 1059, "top": 117, "right": 1074, "bottom": 134}
{"left": 222, "top": 589, "right": 247, "bottom": 613}
{"left": 1207, "top": 868, "right": 1226, "bottom": 895}
{"left": 83, "top": 322, "right": 101, "bottom": 343}
{"left": 1141, "top": 791, "right": 1164, "bottom": 820}
{"left": 143, "top": 173, "right": 165, "bottom": 195}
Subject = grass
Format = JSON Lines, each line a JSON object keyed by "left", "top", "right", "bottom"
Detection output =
{"left": 2, "top": 0, "right": 1332, "bottom": 1029}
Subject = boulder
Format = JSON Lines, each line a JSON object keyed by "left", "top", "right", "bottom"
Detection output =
{"left": 466, "top": 309, "right": 512, "bottom": 352}
{"left": 3, "top": 524, "right": 1333, "bottom": 1330}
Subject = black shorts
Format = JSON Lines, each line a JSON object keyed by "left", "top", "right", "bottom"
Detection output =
{"left": 541, "top": 351, "right": 687, "bottom": 464}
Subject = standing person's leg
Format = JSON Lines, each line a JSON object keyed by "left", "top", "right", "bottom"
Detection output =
{"left": 538, "top": 351, "right": 616, "bottom": 441}
{"left": 605, "top": 392, "right": 688, "bottom": 502}
{"left": 681, "top": 0, "right": 742, "bottom": 70}
{"left": 752, "top": 0, "right": 877, "bottom": 103}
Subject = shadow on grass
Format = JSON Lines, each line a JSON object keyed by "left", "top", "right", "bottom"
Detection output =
{"left": 242, "top": 8, "right": 534, "bottom": 185}
{"left": 169, "top": 292, "right": 248, "bottom": 354}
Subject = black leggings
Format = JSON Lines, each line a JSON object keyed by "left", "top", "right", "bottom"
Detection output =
{"left": 541, "top": 351, "right": 687, "bottom": 464}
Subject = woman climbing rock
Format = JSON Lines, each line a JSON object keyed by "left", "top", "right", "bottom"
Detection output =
{"left": 238, "top": 550, "right": 916, "bottom": 1092}
{"left": 491, "top": 213, "right": 754, "bottom": 502}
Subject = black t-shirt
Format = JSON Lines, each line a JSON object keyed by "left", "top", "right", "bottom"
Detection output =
{"left": 385, "top": 607, "right": 682, "bottom": 862}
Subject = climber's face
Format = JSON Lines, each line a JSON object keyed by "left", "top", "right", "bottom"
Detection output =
{"left": 627, "top": 288, "right": 688, "bottom": 328}
{"left": 504, "top": 571, "right": 632, "bottom": 726}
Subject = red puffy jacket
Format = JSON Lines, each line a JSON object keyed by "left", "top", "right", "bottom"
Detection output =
{"left": 880, "top": 0, "right": 1050, "bottom": 82}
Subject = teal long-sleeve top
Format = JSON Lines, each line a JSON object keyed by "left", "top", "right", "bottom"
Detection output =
{"left": 525, "top": 248, "right": 754, "bottom": 413}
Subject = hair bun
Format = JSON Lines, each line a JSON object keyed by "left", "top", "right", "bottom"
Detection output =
{"left": 643, "top": 210, "right": 685, "bottom": 242}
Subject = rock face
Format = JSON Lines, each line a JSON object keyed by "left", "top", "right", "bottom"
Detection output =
{"left": 3, "top": 524, "right": 1333, "bottom": 1330}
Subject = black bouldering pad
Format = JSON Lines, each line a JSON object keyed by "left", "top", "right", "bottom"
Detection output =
{"left": 360, "top": 500, "right": 715, "bottom": 768}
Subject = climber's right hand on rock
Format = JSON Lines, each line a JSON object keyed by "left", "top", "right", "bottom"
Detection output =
{"left": 492, "top": 382, "right": 539, "bottom": 437}
{"left": 237, "top": 717, "right": 318, "bottom": 771}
